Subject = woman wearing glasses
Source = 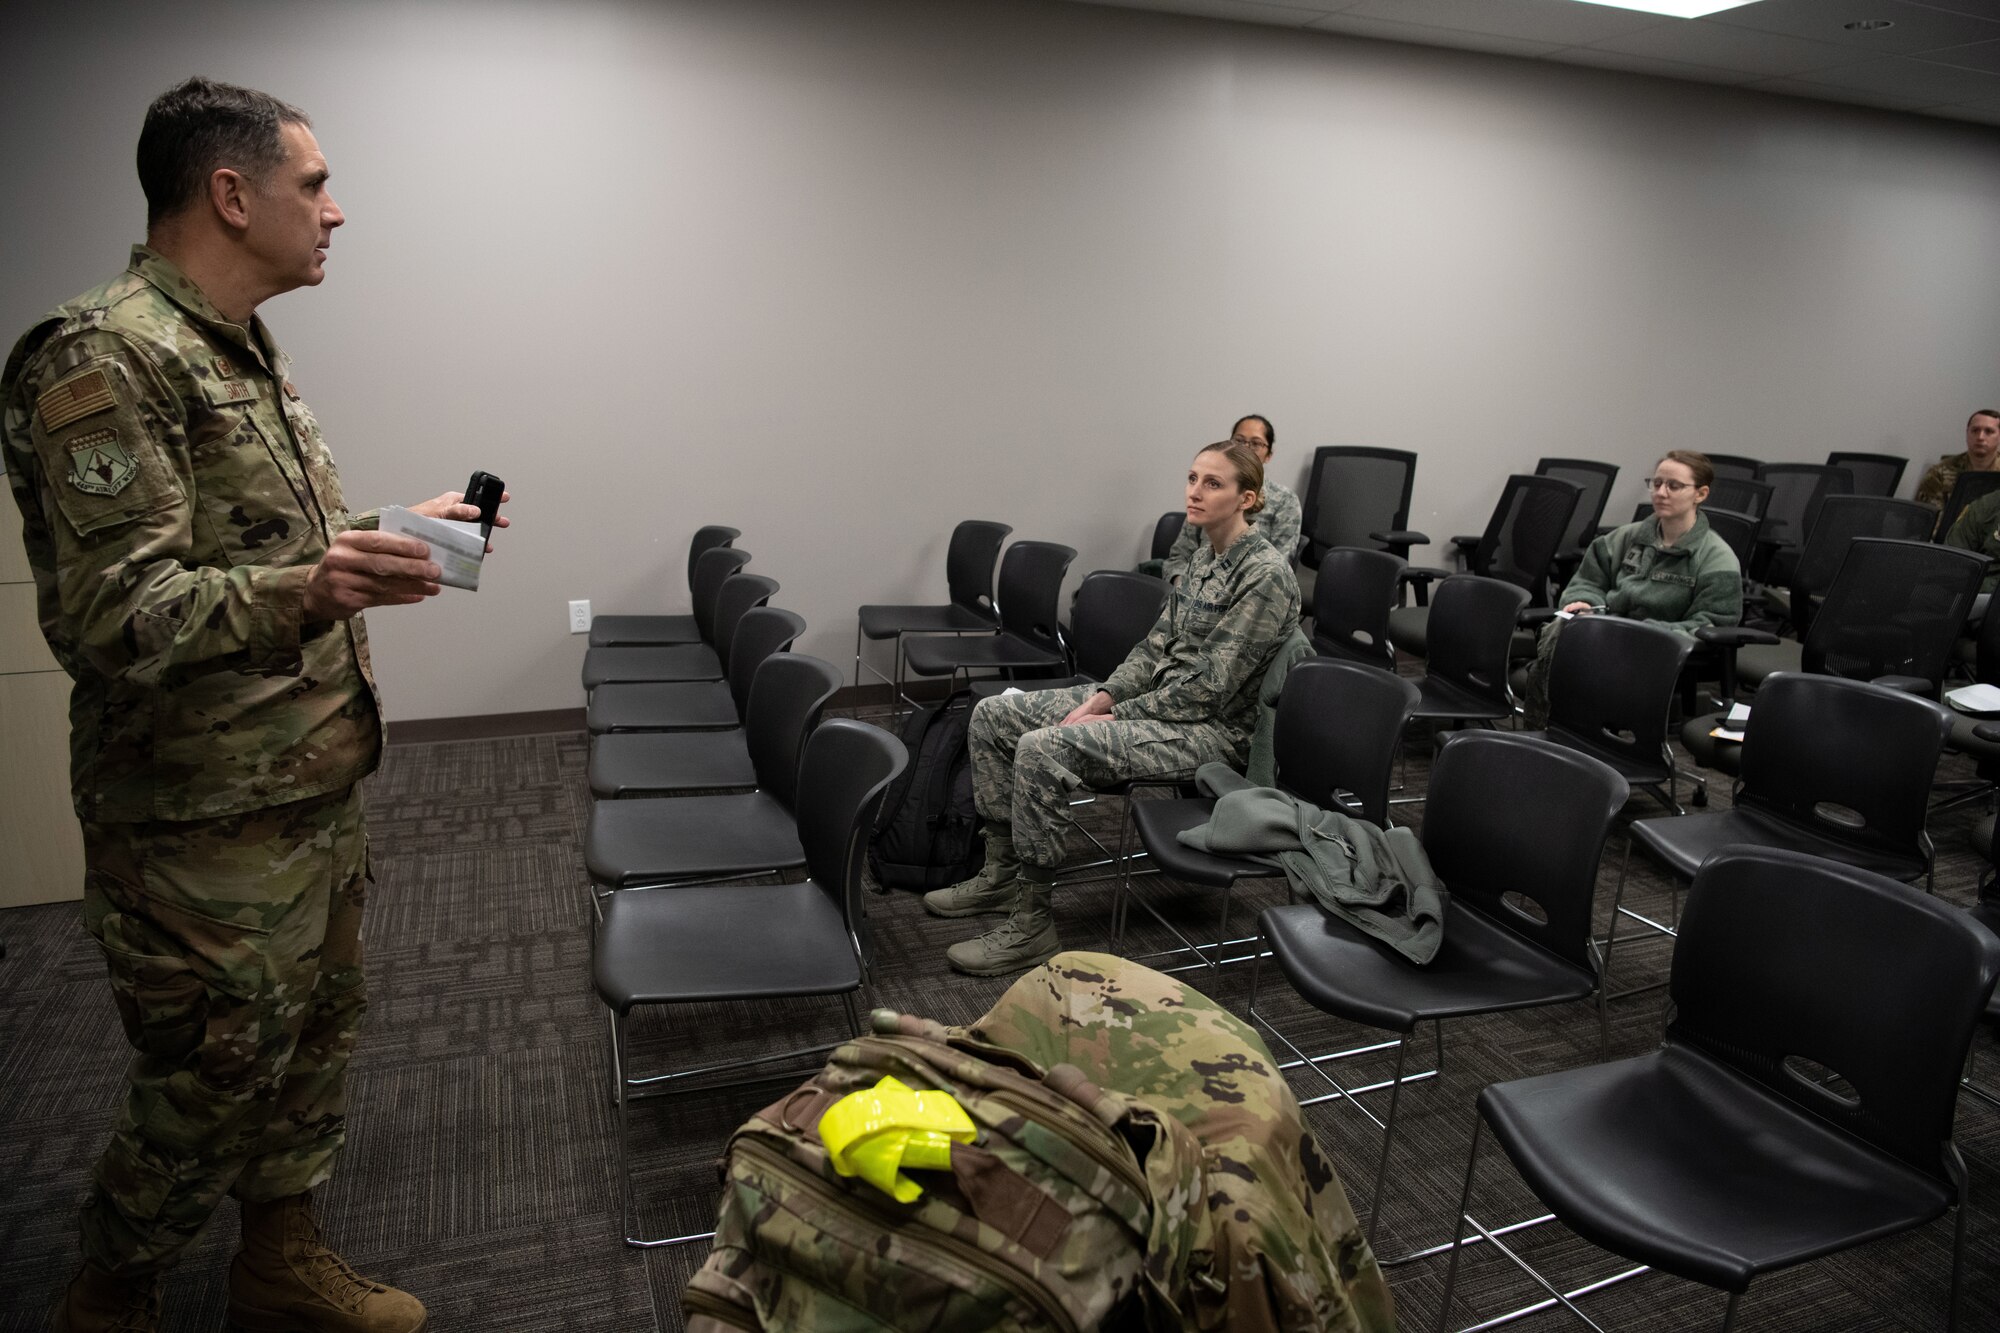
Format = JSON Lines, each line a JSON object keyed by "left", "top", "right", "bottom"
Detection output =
{"left": 1522, "top": 450, "right": 1742, "bottom": 725}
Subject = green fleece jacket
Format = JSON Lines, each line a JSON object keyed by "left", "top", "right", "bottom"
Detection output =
{"left": 1558, "top": 512, "right": 1742, "bottom": 636}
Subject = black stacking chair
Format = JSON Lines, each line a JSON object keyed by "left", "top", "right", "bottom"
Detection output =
{"left": 1936, "top": 468, "right": 2000, "bottom": 542}
{"left": 1519, "top": 615, "right": 1696, "bottom": 813}
{"left": 902, "top": 540, "right": 1077, "bottom": 691}
{"left": 1150, "top": 511, "right": 1184, "bottom": 562}
{"left": 1251, "top": 732, "right": 1627, "bottom": 1247}
{"left": 1438, "top": 846, "right": 1999, "bottom": 1333}
{"left": 854, "top": 519, "right": 1010, "bottom": 691}
{"left": 582, "top": 547, "right": 748, "bottom": 688}
{"left": 1753, "top": 461, "right": 1851, "bottom": 583}
{"left": 581, "top": 572, "right": 775, "bottom": 689}
{"left": 1827, "top": 449, "right": 1909, "bottom": 498}
{"left": 1706, "top": 453, "right": 1762, "bottom": 483}
{"left": 1114, "top": 660, "right": 1420, "bottom": 974}
{"left": 588, "top": 652, "right": 841, "bottom": 800}
{"left": 1298, "top": 446, "right": 1421, "bottom": 570}
{"left": 589, "top": 525, "right": 740, "bottom": 647}
{"left": 1760, "top": 495, "right": 1937, "bottom": 634}
{"left": 595, "top": 719, "right": 907, "bottom": 1248}
{"left": 970, "top": 569, "right": 1167, "bottom": 699}
{"left": 1705, "top": 475, "right": 1770, "bottom": 521}
{"left": 1394, "top": 578, "right": 1531, "bottom": 800}
{"left": 587, "top": 605, "right": 804, "bottom": 735}
{"left": 1309, "top": 547, "right": 1404, "bottom": 670}
{"left": 1386, "top": 475, "right": 1579, "bottom": 655}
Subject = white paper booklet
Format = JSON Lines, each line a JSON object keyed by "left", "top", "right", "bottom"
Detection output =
{"left": 1946, "top": 683, "right": 2000, "bottom": 715}
{"left": 379, "top": 506, "right": 486, "bottom": 591}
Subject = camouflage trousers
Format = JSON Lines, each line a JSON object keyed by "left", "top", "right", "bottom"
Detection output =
{"left": 968, "top": 684, "right": 1248, "bottom": 869}
{"left": 77, "top": 784, "right": 369, "bottom": 1276}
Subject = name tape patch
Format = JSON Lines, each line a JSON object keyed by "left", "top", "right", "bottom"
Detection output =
{"left": 201, "top": 378, "right": 259, "bottom": 407}
{"left": 37, "top": 367, "right": 116, "bottom": 433}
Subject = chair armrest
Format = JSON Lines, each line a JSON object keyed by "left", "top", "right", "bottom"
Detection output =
{"left": 1371, "top": 529, "right": 1430, "bottom": 551}
{"left": 1869, "top": 674, "right": 1935, "bottom": 697}
{"left": 1694, "top": 626, "right": 1781, "bottom": 648}
{"left": 1518, "top": 607, "right": 1560, "bottom": 628}
{"left": 1973, "top": 722, "right": 2000, "bottom": 745}
{"left": 1449, "top": 535, "right": 1478, "bottom": 553}
{"left": 1399, "top": 565, "right": 1451, "bottom": 587}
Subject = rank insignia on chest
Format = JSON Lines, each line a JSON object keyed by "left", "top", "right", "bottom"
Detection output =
{"left": 212, "top": 356, "right": 236, "bottom": 379}
{"left": 66, "top": 428, "right": 137, "bottom": 496}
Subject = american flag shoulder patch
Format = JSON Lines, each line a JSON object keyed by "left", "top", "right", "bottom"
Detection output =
{"left": 36, "top": 366, "right": 117, "bottom": 433}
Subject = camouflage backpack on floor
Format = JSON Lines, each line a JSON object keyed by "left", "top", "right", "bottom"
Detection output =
{"left": 682, "top": 952, "right": 1393, "bottom": 1333}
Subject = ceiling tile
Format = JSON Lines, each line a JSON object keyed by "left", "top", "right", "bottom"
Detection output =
{"left": 1545, "top": 45, "right": 1757, "bottom": 84}
{"left": 1746, "top": 74, "right": 1937, "bottom": 107}
{"left": 1921, "top": 35, "right": 2000, "bottom": 68}
{"left": 1304, "top": 12, "right": 1567, "bottom": 56}
{"left": 1582, "top": 20, "right": 1857, "bottom": 75}
{"left": 1334, "top": 0, "right": 1669, "bottom": 47}
{"left": 1704, "top": 0, "right": 2000, "bottom": 56}
{"left": 1075, "top": 0, "right": 1331, "bottom": 24}
{"left": 1906, "top": 0, "right": 2000, "bottom": 19}
{"left": 1795, "top": 52, "right": 2000, "bottom": 98}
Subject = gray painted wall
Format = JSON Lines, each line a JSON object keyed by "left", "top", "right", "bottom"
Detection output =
{"left": 6, "top": 0, "right": 1998, "bottom": 722}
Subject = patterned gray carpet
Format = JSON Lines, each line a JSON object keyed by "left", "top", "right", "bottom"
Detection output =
{"left": 3, "top": 702, "right": 1998, "bottom": 1332}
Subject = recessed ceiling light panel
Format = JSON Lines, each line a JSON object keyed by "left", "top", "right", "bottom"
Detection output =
{"left": 1569, "top": 0, "right": 1762, "bottom": 17}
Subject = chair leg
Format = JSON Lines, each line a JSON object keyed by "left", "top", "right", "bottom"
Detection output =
{"left": 1433, "top": 1115, "right": 1483, "bottom": 1333}
{"left": 1364, "top": 1037, "right": 1412, "bottom": 1248}
{"left": 612, "top": 1010, "right": 636, "bottom": 1244}
{"left": 1948, "top": 1145, "right": 1970, "bottom": 1332}
{"left": 1597, "top": 840, "right": 1632, "bottom": 990}
{"left": 1717, "top": 1291, "right": 1741, "bottom": 1333}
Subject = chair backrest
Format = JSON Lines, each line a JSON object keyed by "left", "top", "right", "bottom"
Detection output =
{"left": 1150, "top": 511, "right": 1185, "bottom": 562}
{"left": 994, "top": 540, "right": 1078, "bottom": 655}
{"left": 1706, "top": 453, "right": 1763, "bottom": 483}
{"left": 1069, "top": 571, "right": 1169, "bottom": 683}
{"left": 686, "top": 525, "right": 740, "bottom": 591}
{"left": 794, "top": 719, "right": 909, "bottom": 968}
{"left": 1422, "top": 731, "right": 1628, "bottom": 974}
{"left": 1936, "top": 468, "right": 2000, "bottom": 542}
{"left": 1272, "top": 659, "right": 1420, "bottom": 827}
{"left": 1706, "top": 475, "right": 1771, "bottom": 519}
{"left": 1536, "top": 458, "right": 1619, "bottom": 558}
{"left": 1544, "top": 615, "right": 1692, "bottom": 785}
{"left": 1299, "top": 447, "right": 1418, "bottom": 567}
{"left": 1310, "top": 546, "right": 1405, "bottom": 670}
{"left": 1825, "top": 451, "right": 1908, "bottom": 499}
{"left": 1786, "top": 497, "right": 1940, "bottom": 629}
{"left": 1470, "top": 474, "right": 1580, "bottom": 603}
{"left": 1803, "top": 538, "right": 1983, "bottom": 693}
{"left": 691, "top": 546, "right": 753, "bottom": 645}
{"left": 1424, "top": 575, "right": 1530, "bottom": 708}
{"left": 726, "top": 606, "right": 807, "bottom": 718}
{"left": 1756, "top": 462, "right": 1852, "bottom": 551}
{"left": 743, "top": 652, "right": 843, "bottom": 814}
{"left": 944, "top": 520, "right": 1013, "bottom": 622}
{"left": 1700, "top": 507, "right": 1760, "bottom": 570}
{"left": 1669, "top": 846, "right": 1999, "bottom": 1180}
{"left": 1736, "top": 672, "right": 1950, "bottom": 869}
{"left": 710, "top": 574, "right": 779, "bottom": 671}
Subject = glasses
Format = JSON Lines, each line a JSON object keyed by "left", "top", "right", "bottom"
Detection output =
{"left": 1230, "top": 435, "right": 1267, "bottom": 449}
{"left": 1645, "top": 477, "right": 1693, "bottom": 493}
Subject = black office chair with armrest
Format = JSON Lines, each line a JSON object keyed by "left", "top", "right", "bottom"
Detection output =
{"left": 1827, "top": 449, "right": 1908, "bottom": 498}
{"left": 1436, "top": 846, "right": 1999, "bottom": 1333}
{"left": 1298, "top": 446, "right": 1421, "bottom": 570}
{"left": 581, "top": 572, "right": 775, "bottom": 689}
{"left": 1252, "top": 731, "right": 1627, "bottom": 1249}
{"left": 1705, "top": 453, "right": 1762, "bottom": 483}
{"left": 1705, "top": 475, "right": 1770, "bottom": 520}
{"left": 587, "top": 604, "right": 802, "bottom": 735}
{"left": 1309, "top": 547, "right": 1404, "bottom": 670}
{"left": 1386, "top": 474, "right": 1579, "bottom": 655}
{"left": 1115, "top": 659, "right": 1420, "bottom": 974}
{"left": 587, "top": 651, "right": 840, "bottom": 800}
{"left": 901, "top": 540, "right": 1077, "bottom": 691}
{"left": 1752, "top": 461, "right": 1851, "bottom": 584}
{"left": 589, "top": 525, "right": 740, "bottom": 647}
{"left": 1518, "top": 614, "right": 1696, "bottom": 814}
{"left": 1760, "top": 495, "right": 1936, "bottom": 634}
{"left": 1454, "top": 459, "right": 1616, "bottom": 588}
{"left": 594, "top": 719, "right": 907, "bottom": 1248}
{"left": 854, "top": 518, "right": 1011, "bottom": 692}
{"left": 1149, "top": 511, "right": 1184, "bottom": 562}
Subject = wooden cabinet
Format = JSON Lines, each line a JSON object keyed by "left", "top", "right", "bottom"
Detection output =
{"left": 0, "top": 494, "right": 83, "bottom": 906}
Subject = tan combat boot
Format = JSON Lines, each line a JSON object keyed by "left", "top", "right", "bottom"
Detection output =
{"left": 945, "top": 867, "right": 1061, "bottom": 976}
{"left": 52, "top": 1265, "right": 160, "bottom": 1332}
{"left": 228, "top": 1194, "right": 426, "bottom": 1333}
{"left": 922, "top": 826, "right": 1019, "bottom": 918}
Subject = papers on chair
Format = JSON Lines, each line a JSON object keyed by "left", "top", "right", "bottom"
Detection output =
{"left": 1946, "top": 683, "right": 2000, "bottom": 716}
{"left": 380, "top": 506, "right": 486, "bottom": 591}
{"left": 1710, "top": 702, "right": 1749, "bottom": 743}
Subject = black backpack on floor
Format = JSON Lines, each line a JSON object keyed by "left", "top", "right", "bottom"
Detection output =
{"left": 869, "top": 690, "right": 984, "bottom": 891}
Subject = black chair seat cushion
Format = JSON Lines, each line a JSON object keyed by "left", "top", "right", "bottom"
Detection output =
{"left": 588, "top": 612, "right": 700, "bottom": 647}
{"left": 858, "top": 603, "right": 995, "bottom": 638}
{"left": 1412, "top": 675, "right": 1514, "bottom": 724}
{"left": 589, "top": 730, "right": 757, "bottom": 798}
{"left": 587, "top": 793, "right": 804, "bottom": 887}
{"left": 1629, "top": 806, "right": 1923, "bottom": 884}
{"left": 903, "top": 631, "right": 1065, "bottom": 678}
{"left": 1478, "top": 1044, "right": 1952, "bottom": 1293}
{"left": 581, "top": 642, "right": 723, "bottom": 688}
{"left": 594, "top": 879, "right": 858, "bottom": 1012}
{"left": 1261, "top": 900, "right": 1595, "bottom": 1033}
{"left": 1679, "top": 712, "right": 1742, "bottom": 777}
{"left": 1737, "top": 638, "right": 1804, "bottom": 687}
{"left": 1386, "top": 604, "right": 1430, "bottom": 658}
{"left": 1131, "top": 797, "right": 1287, "bottom": 890}
{"left": 587, "top": 680, "right": 738, "bottom": 733}
{"left": 1515, "top": 728, "right": 1672, "bottom": 788}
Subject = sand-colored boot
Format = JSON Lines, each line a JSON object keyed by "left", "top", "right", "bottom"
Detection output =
{"left": 922, "top": 826, "right": 1019, "bottom": 918}
{"left": 227, "top": 1193, "right": 426, "bottom": 1333}
{"left": 51, "top": 1265, "right": 160, "bottom": 1332}
{"left": 945, "top": 868, "right": 1061, "bottom": 976}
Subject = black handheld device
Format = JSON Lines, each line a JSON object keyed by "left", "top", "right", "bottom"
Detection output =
{"left": 465, "top": 471, "right": 505, "bottom": 540}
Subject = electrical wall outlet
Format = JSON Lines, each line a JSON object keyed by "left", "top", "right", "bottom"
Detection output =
{"left": 568, "top": 600, "right": 592, "bottom": 634}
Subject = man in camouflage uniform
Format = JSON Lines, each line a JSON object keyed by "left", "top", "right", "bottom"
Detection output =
{"left": 928, "top": 442, "right": 1300, "bottom": 977}
{"left": 4, "top": 78, "right": 501, "bottom": 1332}
{"left": 1157, "top": 415, "right": 1302, "bottom": 583}
{"left": 1914, "top": 408, "right": 2000, "bottom": 532}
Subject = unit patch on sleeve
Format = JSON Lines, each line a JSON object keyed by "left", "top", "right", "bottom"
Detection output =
{"left": 37, "top": 366, "right": 118, "bottom": 433}
{"left": 66, "top": 428, "right": 138, "bottom": 497}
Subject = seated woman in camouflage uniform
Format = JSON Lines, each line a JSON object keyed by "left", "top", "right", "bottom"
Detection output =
{"left": 928, "top": 440, "right": 1301, "bottom": 976}
{"left": 1155, "top": 414, "right": 1301, "bottom": 583}
{"left": 1522, "top": 449, "right": 1743, "bottom": 726}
